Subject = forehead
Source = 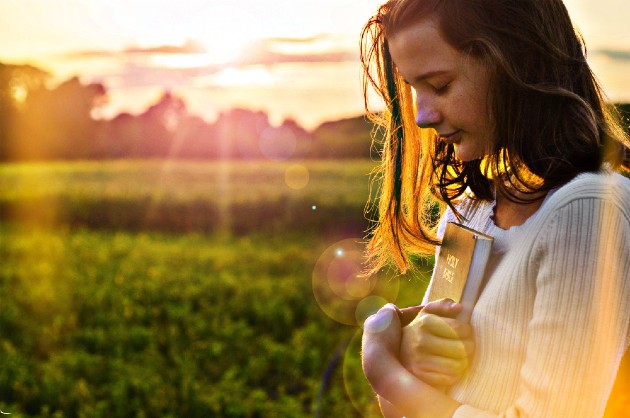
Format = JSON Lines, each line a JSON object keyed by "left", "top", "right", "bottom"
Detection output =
{"left": 387, "top": 18, "right": 462, "bottom": 82}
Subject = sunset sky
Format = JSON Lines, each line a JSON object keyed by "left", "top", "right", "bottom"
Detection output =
{"left": 1, "top": 0, "right": 629, "bottom": 129}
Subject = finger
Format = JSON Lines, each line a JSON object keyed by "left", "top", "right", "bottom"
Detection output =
{"left": 422, "top": 314, "right": 473, "bottom": 340}
{"left": 414, "top": 354, "right": 469, "bottom": 376}
{"left": 422, "top": 298, "right": 463, "bottom": 319}
{"left": 416, "top": 331, "right": 470, "bottom": 359}
{"left": 399, "top": 305, "right": 424, "bottom": 326}
{"left": 408, "top": 369, "right": 458, "bottom": 389}
{"left": 402, "top": 322, "right": 470, "bottom": 360}
{"left": 402, "top": 356, "right": 467, "bottom": 387}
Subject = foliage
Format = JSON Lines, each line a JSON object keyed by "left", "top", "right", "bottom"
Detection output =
{"left": 0, "top": 225, "right": 427, "bottom": 417}
{"left": 0, "top": 160, "right": 432, "bottom": 417}
{"left": 0, "top": 61, "right": 380, "bottom": 162}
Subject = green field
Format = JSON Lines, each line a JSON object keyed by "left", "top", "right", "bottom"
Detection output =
{"left": 0, "top": 160, "right": 382, "bottom": 235}
{"left": 0, "top": 160, "right": 429, "bottom": 417}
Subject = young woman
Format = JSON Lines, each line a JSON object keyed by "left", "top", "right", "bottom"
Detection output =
{"left": 359, "top": 0, "right": 630, "bottom": 417}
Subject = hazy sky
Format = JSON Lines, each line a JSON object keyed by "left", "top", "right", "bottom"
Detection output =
{"left": 0, "top": 0, "right": 382, "bottom": 60}
{"left": 1, "top": 0, "right": 628, "bottom": 127}
{"left": 1, "top": 0, "right": 628, "bottom": 58}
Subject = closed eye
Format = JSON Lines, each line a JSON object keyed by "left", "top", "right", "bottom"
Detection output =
{"left": 434, "top": 83, "right": 450, "bottom": 95}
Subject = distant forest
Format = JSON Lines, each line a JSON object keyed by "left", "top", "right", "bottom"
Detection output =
{"left": 0, "top": 61, "right": 628, "bottom": 161}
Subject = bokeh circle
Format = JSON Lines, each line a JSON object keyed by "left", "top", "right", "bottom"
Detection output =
{"left": 312, "top": 238, "right": 399, "bottom": 326}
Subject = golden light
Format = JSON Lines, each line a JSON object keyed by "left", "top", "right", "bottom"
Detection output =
{"left": 211, "top": 67, "right": 273, "bottom": 87}
{"left": 147, "top": 53, "right": 215, "bottom": 69}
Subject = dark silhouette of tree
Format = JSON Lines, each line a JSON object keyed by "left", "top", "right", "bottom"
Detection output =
{"left": 0, "top": 63, "right": 50, "bottom": 159}
{"left": 311, "top": 116, "right": 377, "bottom": 159}
{"left": 137, "top": 91, "right": 186, "bottom": 157}
{"left": 213, "top": 108, "right": 270, "bottom": 159}
{"left": 3, "top": 60, "right": 620, "bottom": 162}
{"left": 10, "top": 76, "right": 106, "bottom": 160}
{"left": 171, "top": 115, "right": 219, "bottom": 159}
{"left": 100, "top": 113, "right": 143, "bottom": 158}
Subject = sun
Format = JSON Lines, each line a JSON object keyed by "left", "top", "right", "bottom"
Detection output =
{"left": 200, "top": 33, "right": 256, "bottom": 66}
{"left": 212, "top": 67, "right": 273, "bottom": 87}
{"left": 181, "top": 4, "right": 269, "bottom": 65}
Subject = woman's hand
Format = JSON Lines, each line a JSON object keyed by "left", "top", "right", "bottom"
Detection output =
{"left": 362, "top": 303, "right": 461, "bottom": 418}
{"left": 400, "top": 299, "right": 475, "bottom": 391}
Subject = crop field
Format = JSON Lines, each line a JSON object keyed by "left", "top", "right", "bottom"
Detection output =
{"left": 0, "top": 160, "right": 429, "bottom": 417}
{"left": 0, "top": 160, "right": 382, "bottom": 235}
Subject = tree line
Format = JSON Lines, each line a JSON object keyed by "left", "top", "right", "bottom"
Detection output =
{"left": 0, "top": 62, "right": 378, "bottom": 161}
{"left": 1, "top": 62, "right": 627, "bottom": 162}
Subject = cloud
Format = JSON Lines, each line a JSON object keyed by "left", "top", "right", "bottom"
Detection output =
{"left": 64, "top": 39, "right": 206, "bottom": 59}
{"left": 62, "top": 35, "right": 357, "bottom": 67}
{"left": 235, "top": 36, "right": 358, "bottom": 66}
{"left": 55, "top": 34, "right": 358, "bottom": 92}
{"left": 123, "top": 40, "right": 206, "bottom": 54}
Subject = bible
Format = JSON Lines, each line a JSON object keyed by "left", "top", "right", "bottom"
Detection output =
{"left": 427, "top": 222, "right": 494, "bottom": 322}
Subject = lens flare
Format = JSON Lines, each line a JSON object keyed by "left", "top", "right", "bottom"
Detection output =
{"left": 326, "top": 248, "right": 373, "bottom": 300}
{"left": 260, "top": 125, "right": 296, "bottom": 161}
{"left": 355, "top": 295, "right": 388, "bottom": 325}
{"left": 284, "top": 164, "right": 310, "bottom": 189}
{"left": 312, "top": 239, "right": 399, "bottom": 326}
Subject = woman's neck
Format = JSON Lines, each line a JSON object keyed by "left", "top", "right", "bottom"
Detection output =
{"left": 492, "top": 190, "right": 546, "bottom": 230}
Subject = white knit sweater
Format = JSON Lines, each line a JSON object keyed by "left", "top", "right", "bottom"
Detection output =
{"left": 423, "top": 170, "right": 630, "bottom": 417}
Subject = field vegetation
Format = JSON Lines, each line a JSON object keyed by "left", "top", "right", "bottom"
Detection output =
{"left": 0, "top": 160, "right": 427, "bottom": 417}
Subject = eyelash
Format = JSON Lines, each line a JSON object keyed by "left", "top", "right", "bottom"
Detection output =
{"left": 433, "top": 83, "right": 450, "bottom": 94}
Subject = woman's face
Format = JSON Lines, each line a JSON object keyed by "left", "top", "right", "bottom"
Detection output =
{"left": 388, "top": 17, "right": 495, "bottom": 162}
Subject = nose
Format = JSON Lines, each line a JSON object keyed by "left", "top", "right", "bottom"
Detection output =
{"left": 415, "top": 94, "right": 441, "bottom": 128}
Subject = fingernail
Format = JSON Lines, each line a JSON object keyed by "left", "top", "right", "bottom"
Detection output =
{"left": 364, "top": 308, "right": 394, "bottom": 333}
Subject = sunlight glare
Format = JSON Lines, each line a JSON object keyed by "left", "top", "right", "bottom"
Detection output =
{"left": 212, "top": 67, "right": 273, "bottom": 87}
{"left": 147, "top": 53, "right": 215, "bottom": 69}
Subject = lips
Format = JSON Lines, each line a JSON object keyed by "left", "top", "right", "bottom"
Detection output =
{"left": 438, "top": 130, "right": 461, "bottom": 144}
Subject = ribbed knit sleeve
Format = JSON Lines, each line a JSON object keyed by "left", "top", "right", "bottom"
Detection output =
{"left": 449, "top": 172, "right": 630, "bottom": 418}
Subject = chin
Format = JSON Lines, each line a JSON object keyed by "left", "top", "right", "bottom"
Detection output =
{"left": 452, "top": 141, "right": 490, "bottom": 162}
{"left": 453, "top": 146, "right": 481, "bottom": 162}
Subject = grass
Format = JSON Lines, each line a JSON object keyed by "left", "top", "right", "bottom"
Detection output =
{"left": 0, "top": 159, "right": 380, "bottom": 236}
{"left": 0, "top": 160, "right": 430, "bottom": 417}
{"left": 0, "top": 225, "right": 428, "bottom": 417}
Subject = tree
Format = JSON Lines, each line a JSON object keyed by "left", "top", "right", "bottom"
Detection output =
{"left": 0, "top": 63, "right": 50, "bottom": 159}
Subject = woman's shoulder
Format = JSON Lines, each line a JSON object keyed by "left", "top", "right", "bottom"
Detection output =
{"left": 534, "top": 169, "right": 630, "bottom": 234}
{"left": 545, "top": 169, "right": 630, "bottom": 210}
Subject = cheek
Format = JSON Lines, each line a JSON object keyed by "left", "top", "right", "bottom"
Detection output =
{"left": 466, "top": 89, "right": 491, "bottom": 132}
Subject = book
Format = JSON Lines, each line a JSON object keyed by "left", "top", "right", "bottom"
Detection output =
{"left": 426, "top": 222, "right": 494, "bottom": 322}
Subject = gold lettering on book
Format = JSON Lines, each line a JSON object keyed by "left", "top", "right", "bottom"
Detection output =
{"left": 446, "top": 253, "right": 459, "bottom": 269}
{"left": 442, "top": 252, "right": 459, "bottom": 283}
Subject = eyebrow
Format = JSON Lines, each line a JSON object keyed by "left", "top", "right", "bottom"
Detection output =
{"left": 402, "top": 70, "right": 450, "bottom": 85}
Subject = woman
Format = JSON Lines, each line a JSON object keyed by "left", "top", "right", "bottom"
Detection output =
{"left": 359, "top": 0, "right": 630, "bottom": 417}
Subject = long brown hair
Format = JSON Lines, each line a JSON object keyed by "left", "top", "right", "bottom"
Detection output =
{"left": 361, "top": 0, "right": 630, "bottom": 274}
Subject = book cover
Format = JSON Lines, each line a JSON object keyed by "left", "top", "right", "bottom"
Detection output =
{"left": 427, "top": 222, "right": 494, "bottom": 322}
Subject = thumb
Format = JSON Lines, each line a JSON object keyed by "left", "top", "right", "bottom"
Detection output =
{"left": 364, "top": 303, "right": 402, "bottom": 335}
{"left": 422, "top": 298, "right": 463, "bottom": 319}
